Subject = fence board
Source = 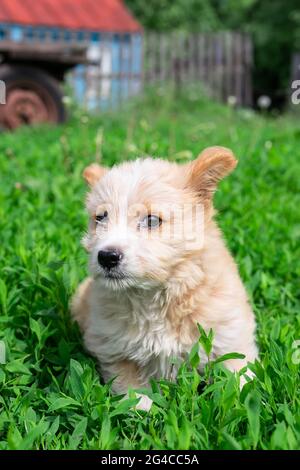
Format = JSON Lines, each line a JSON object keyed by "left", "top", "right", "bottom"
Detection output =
{"left": 244, "top": 34, "right": 253, "bottom": 106}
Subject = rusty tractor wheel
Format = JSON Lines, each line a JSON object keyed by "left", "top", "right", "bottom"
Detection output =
{"left": 0, "top": 65, "right": 66, "bottom": 130}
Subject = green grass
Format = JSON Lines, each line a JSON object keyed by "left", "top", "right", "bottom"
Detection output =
{"left": 0, "top": 88, "right": 299, "bottom": 450}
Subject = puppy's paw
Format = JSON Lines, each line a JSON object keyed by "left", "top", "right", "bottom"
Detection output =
{"left": 135, "top": 393, "right": 153, "bottom": 412}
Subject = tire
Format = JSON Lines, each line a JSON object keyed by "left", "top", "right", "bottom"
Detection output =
{"left": 0, "top": 64, "right": 66, "bottom": 130}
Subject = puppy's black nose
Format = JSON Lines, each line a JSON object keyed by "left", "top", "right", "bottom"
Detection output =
{"left": 98, "top": 248, "right": 123, "bottom": 270}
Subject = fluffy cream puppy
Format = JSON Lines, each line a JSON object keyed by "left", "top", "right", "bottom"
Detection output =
{"left": 71, "top": 147, "right": 257, "bottom": 410}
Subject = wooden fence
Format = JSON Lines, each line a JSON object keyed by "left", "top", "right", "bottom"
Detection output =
{"left": 144, "top": 31, "right": 253, "bottom": 106}
{"left": 68, "top": 31, "right": 253, "bottom": 109}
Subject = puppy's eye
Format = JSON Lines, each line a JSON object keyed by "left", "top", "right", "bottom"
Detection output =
{"left": 95, "top": 211, "right": 108, "bottom": 223}
{"left": 140, "top": 214, "right": 162, "bottom": 230}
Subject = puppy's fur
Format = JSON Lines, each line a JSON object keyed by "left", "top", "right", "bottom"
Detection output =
{"left": 72, "top": 147, "right": 257, "bottom": 409}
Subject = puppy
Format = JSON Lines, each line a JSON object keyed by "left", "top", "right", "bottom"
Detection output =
{"left": 71, "top": 147, "right": 258, "bottom": 410}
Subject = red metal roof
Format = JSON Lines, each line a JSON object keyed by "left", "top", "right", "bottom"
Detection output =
{"left": 0, "top": 0, "right": 142, "bottom": 32}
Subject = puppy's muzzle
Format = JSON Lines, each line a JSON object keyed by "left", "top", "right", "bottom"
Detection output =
{"left": 98, "top": 248, "right": 123, "bottom": 271}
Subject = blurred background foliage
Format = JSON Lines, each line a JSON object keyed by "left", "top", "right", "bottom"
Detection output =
{"left": 125, "top": 0, "right": 300, "bottom": 107}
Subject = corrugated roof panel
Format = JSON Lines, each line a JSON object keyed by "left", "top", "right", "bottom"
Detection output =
{"left": 0, "top": 0, "right": 142, "bottom": 32}
{"left": 0, "top": 0, "right": 31, "bottom": 24}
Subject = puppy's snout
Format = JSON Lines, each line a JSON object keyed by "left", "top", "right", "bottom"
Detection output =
{"left": 98, "top": 248, "right": 123, "bottom": 270}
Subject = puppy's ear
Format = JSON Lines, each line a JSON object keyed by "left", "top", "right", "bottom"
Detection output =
{"left": 83, "top": 163, "right": 107, "bottom": 186}
{"left": 186, "top": 146, "right": 237, "bottom": 201}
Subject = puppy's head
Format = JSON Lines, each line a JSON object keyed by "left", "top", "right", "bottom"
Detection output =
{"left": 83, "top": 147, "right": 237, "bottom": 290}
